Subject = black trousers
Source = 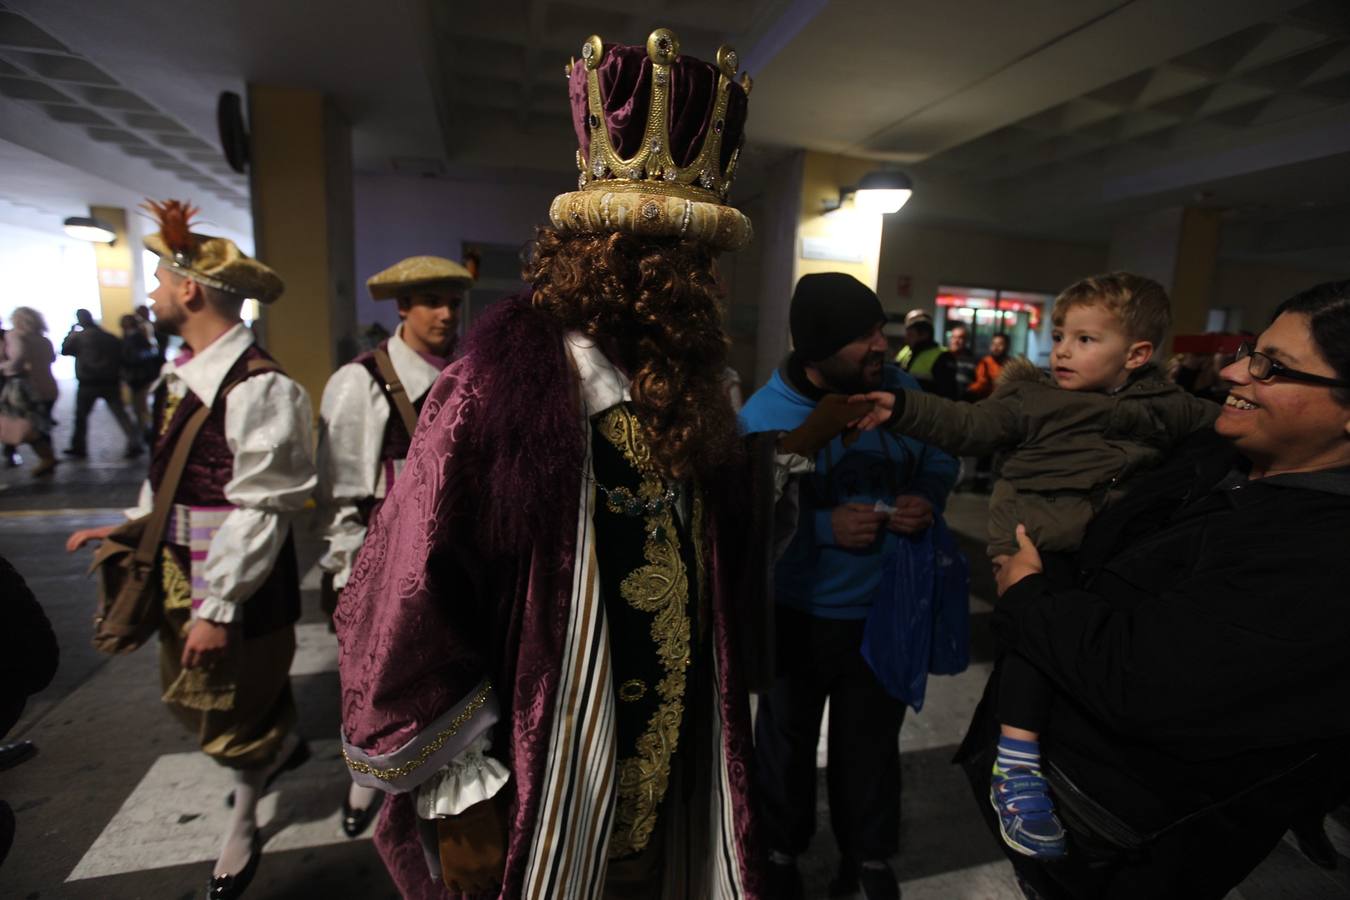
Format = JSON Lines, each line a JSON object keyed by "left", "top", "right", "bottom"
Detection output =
{"left": 70, "top": 381, "right": 135, "bottom": 452}
{"left": 754, "top": 606, "right": 905, "bottom": 861}
{"left": 996, "top": 652, "right": 1053, "bottom": 733}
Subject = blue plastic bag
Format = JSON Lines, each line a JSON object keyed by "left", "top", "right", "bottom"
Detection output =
{"left": 861, "top": 517, "right": 970, "bottom": 711}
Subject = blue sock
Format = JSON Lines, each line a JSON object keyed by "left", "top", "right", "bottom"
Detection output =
{"left": 995, "top": 734, "right": 1042, "bottom": 776}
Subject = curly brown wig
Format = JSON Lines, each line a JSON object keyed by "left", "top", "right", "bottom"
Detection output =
{"left": 524, "top": 226, "right": 743, "bottom": 482}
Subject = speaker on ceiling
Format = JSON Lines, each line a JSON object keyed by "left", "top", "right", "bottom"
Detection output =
{"left": 217, "top": 91, "right": 249, "bottom": 174}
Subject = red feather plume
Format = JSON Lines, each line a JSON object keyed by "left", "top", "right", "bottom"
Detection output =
{"left": 139, "top": 198, "right": 199, "bottom": 258}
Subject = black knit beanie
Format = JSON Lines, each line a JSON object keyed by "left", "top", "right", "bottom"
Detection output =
{"left": 789, "top": 272, "right": 886, "bottom": 363}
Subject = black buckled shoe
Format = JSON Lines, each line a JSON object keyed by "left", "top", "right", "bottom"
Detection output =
{"left": 206, "top": 831, "right": 261, "bottom": 900}
{"left": 0, "top": 741, "right": 37, "bottom": 772}
{"left": 341, "top": 790, "right": 383, "bottom": 838}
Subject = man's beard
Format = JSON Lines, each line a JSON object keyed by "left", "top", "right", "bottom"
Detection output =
{"left": 815, "top": 350, "right": 884, "bottom": 394}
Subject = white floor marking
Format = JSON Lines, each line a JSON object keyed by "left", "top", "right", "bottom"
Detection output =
{"left": 67, "top": 738, "right": 369, "bottom": 881}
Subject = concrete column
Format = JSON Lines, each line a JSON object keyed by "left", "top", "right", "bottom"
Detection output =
{"left": 1107, "top": 206, "right": 1220, "bottom": 340}
{"left": 247, "top": 85, "right": 356, "bottom": 407}
{"left": 90, "top": 205, "right": 137, "bottom": 333}
{"left": 751, "top": 150, "right": 892, "bottom": 386}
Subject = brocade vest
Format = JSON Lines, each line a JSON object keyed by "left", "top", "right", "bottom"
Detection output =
{"left": 149, "top": 344, "right": 300, "bottom": 638}
{"left": 588, "top": 403, "right": 708, "bottom": 861}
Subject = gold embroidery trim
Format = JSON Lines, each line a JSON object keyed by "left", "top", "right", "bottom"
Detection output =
{"left": 618, "top": 679, "right": 647, "bottom": 703}
{"left": 597, "top": 406, "right": 703, "bottom": 858}
{"left": 342, "top": 681, "right": 493, "bottom": 782}
{"left": 161, "top": 547, "right": 192, "bottom": 612}
{"left": 158, "top": 384, "right": 182, "bottom": 437}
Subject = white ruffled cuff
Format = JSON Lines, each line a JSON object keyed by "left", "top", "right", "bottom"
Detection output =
{"left": 194, "top": 597, "right": 241, "bottom": 624}
{"left": 414, "top": 733, "right": 510, "bottom": 819}
{"left": 773, "top": 450, "right": 814, "bottom": 504}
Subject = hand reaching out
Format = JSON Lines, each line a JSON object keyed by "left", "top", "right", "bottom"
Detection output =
{"left": 847, "top": 392, "right": 896, "bottom": 431}
{"left": 66, "top": 524, "right": 116, "bottom": 553}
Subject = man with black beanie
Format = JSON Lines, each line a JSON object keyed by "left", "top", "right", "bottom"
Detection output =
{"left": 740, "top": 273, "right": 957, "bottom": 900}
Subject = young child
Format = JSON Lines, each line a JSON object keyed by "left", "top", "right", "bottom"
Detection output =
{"left": 855, "top": 272, "right": 1218, "bottom": 859}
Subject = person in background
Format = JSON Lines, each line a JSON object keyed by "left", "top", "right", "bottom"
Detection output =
{"left": 948, "top": 324, "right": 977, "bottom": 397}
{"left": 896, "top": 309, "right": 958, "bottom": 399}
{"left": 741, "top": 272, "right": 957, "bottom": 900}
{"left": 1, "top": 307, "right": 60, "bottom": 477}
{"left": 60, "top": 308, "right": 141, "bottom": 459}
{"left": 0, "top": 314, "right": 16, "bottom": 468}
{"left": 968, "top": 332, "right": 1010, "bottom": 400}
{"left": 120, "top": 313, "right": 162, "bottom": 445}
{"left": 315, "top": 254, "right": 471, "bottom": 839}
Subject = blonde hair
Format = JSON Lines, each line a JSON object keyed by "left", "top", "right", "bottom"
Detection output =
{"left": 1051, "top": 272, "right": 1170, "bottom": 348}
{"left": 10, "top": 306, "right": 47, "bottom": 335}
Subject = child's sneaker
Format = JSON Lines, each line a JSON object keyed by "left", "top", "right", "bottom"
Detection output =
{"left": 990, "top": 735, "right": 1066, "bottom": 859}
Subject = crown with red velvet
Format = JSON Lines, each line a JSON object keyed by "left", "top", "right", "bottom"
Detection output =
{"left": 549, "top": 28, "right": 754, "bottom": 251}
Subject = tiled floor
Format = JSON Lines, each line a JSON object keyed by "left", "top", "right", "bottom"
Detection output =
{"left": 0, "top": 384, "right": 1346, "bottom": 898}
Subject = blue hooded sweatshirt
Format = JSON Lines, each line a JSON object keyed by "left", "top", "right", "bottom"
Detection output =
{"left": 740, "top": 361, "right": 957, "bottom": 620}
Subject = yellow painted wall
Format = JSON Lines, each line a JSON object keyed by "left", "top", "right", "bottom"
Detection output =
{"left": 1171, "top": 208, "right": 1222, "bottom": 337}
{"left": 248, "top": 85, "right": 355, "bottom": 408}
{"left": 90, "top": 205, "right": 135, "bottom": 334}
{"left": 794, "top": 152, "right": 885, "bottom": 290}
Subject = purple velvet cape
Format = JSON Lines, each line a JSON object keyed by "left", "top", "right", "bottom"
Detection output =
{"left": 335, "top": 296, "right": 764, "bottom": 899}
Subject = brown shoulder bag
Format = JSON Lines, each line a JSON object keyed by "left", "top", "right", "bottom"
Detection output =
{"left": 88, "top": 360, "right": 281, "bottom": 654}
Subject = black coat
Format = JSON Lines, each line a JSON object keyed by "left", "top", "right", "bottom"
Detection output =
{"left": 969, "top": 429, "right": 1350, "bottom": 899}
{"left": 0, "top": 554, "right": 58, "bottom": 737}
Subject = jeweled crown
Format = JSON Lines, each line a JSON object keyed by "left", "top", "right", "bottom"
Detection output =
{"left": 570, "top": 28, "right": 752, "bottom": 205}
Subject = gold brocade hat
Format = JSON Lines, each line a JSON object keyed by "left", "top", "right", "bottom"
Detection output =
{"left": 141, "top": 199, "right": 284, "bottom": 304}
{"left": 549, "top": 27, "right": 753, "bottom": 251}
{"left": 367, "top": 255, "right": 474, "bottom": 301}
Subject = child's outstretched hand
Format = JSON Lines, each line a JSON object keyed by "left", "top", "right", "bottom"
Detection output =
{"left": 847, "top": 392, "right": 895, "bottom": 431}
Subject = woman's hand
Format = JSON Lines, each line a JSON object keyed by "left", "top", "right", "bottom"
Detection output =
{"left": 992, "top": 524, "right": 1043, "bottom": 596}
{"left": 66, "top": 524, "right": 117, "bottom": 553}
{"left": 847, "top": 392, "right": 895, "bottom": 431}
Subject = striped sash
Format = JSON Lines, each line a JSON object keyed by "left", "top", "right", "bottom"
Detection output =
{"left": 165, "top": 503, "right": 233, "bottom": 610}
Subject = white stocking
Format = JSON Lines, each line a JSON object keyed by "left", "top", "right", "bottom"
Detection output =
{"left": 347, "top": 780, "right": 379, "bottom": 812}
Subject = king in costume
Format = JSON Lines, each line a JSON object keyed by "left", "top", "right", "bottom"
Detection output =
{"left": 335, "top": 27, "right": 769, "bottom": 899}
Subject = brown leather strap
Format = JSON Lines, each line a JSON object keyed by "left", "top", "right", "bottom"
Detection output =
{"left": 373, "top": 347, "right": 419, "bottom": 437}
{"left": 132, "top": 359, "right": 283, "bottom": 565}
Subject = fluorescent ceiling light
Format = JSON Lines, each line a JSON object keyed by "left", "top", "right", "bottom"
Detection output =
{"left": 63, "top": 216, "right": 116, "bottom": 243}
{"left": 853, "top": 170, "right": 913, "bottom": 215}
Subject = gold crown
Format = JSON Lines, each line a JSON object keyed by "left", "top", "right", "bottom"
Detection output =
{"left": 573, "top": 28, "right": 752, "bottom": 204}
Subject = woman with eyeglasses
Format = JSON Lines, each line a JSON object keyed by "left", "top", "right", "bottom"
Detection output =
{"left": 963, "top": 280, "right": 1350, "bottom": 899}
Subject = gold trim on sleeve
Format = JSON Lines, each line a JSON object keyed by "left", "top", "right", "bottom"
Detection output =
{"left": 342, "top": 681, "right": 493, "bottom": 782}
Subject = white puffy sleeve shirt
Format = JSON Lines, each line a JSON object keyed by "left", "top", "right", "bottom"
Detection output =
{"left": 315, "top": 362, "right": 387, "bottom": 589}
{"left": 123, "top": 324, "right": 317, "bottom": 624}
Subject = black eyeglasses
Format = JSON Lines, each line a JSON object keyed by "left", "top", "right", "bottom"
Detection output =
{"left": 1235, "top": 343, "right": 1350, "bottom": 388}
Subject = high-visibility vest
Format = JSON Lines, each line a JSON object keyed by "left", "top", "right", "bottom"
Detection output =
{"left": 896, "top": 344, "right": 946, "bottom": 378}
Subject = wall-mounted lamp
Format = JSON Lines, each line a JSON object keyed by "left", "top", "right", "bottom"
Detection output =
{"left": 63, "top": 215, "right": 117, "bottom": 244}
{"left": 824, "top": 169, "right": 914, "bottom": 215}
